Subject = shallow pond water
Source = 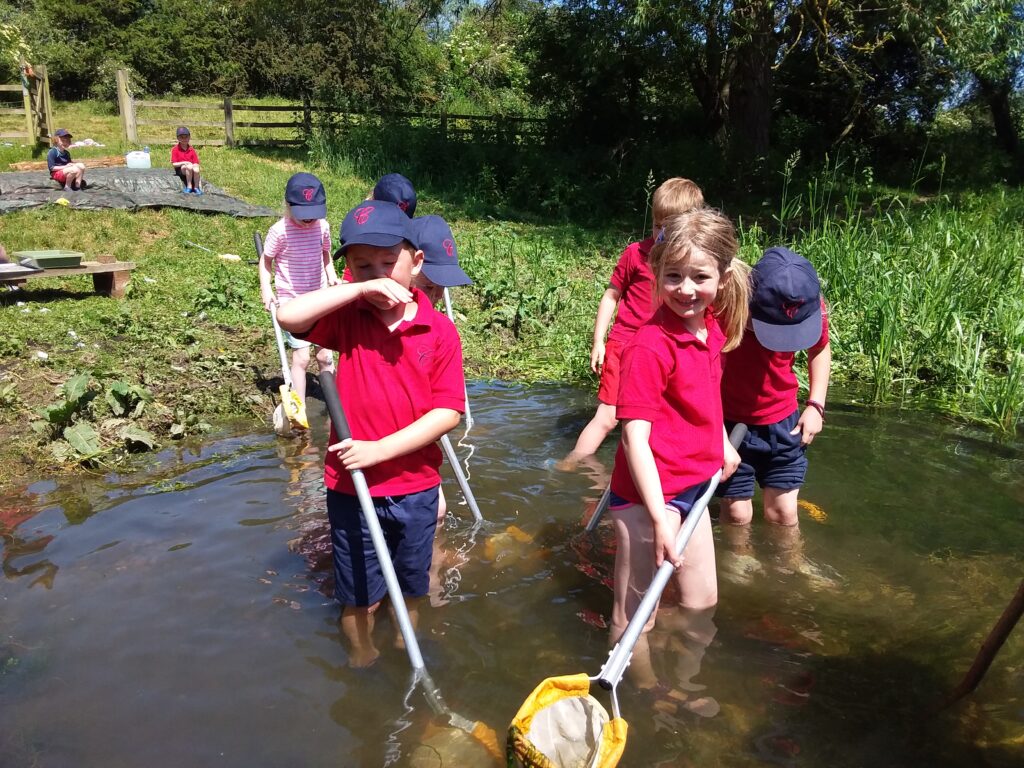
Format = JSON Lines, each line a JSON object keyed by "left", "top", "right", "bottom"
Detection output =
{"left": 1, "top": 382, "right": 1022, "bottom": 767}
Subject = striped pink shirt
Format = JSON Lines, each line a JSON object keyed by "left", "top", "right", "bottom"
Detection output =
{"left": 264, "top": 218, "right": 331, "bottom": 302}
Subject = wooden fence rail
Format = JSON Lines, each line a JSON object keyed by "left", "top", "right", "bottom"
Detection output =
{"left": 116, "top": 70, "right": 546, "bottom": 149}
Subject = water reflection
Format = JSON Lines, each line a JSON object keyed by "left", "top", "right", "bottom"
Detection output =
{"left": 0, "top": 383, "right": 1021, "bottom": 767}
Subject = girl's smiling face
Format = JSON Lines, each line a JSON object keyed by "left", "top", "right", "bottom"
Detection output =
{"left": 659, "top": 248, "right": 724, "bottom": 330}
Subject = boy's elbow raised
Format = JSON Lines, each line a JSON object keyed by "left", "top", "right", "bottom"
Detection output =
{"left": 440, "top": 408, "right": 461, "bottom": 433}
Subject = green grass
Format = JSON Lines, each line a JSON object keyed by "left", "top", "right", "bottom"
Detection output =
{"left": 0, "top": 100, "right": 1020, "bottom": 489}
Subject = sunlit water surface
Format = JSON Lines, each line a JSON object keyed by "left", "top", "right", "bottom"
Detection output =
{"left": 2, "top": 382, "right": 1022, "bottom": 767}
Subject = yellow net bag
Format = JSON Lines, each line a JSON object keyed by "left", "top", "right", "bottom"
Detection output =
{"left": 507, "top": 674, "right": 627, "bottom": 768}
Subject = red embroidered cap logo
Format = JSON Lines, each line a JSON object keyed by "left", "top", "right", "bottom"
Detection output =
{"left": 443, "top": 239, "right": 454, "bottom": 259}
{"left": 303, "top": 188, "right": 314, "bottom": 202}
{"left": 354, "top": 206, "right": 373, "bottom": 225}
{"left": 782, "top": 300, "right": 803, "bottom": 319}
{"left": 398, "top": 201, "right": 409, "bottom": 212}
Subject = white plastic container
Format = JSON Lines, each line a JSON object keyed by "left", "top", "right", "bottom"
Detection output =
{"left": 126, "top": 150, "right": 151, "bottom": 169}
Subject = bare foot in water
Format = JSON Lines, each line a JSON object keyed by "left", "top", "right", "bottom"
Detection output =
{"left": 348, "top": 644, "right": 380, "bottom": 668}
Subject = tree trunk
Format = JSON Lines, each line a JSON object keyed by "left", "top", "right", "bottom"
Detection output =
{"left": 728, "top": 0, "right": 775, "bottom": 167}
{"left": 975, "top": 72, "right": 1023, "bottom": 180}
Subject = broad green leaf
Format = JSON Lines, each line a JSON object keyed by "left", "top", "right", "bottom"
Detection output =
{"left": 119, "top": 426, "right": 157, "bottom": 452}
{"left": 63, "top": 373, "right": 92, "bottom": 405}
{"left": 63, "top": 423, "right": 101, "bottom": 456}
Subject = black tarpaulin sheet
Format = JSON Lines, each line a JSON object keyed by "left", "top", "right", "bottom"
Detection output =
{"left": 0, "top": 168, "right": 277, "bottom": 217}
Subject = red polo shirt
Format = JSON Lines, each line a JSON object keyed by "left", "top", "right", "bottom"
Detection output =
{"left": 721, "top": 299, "right": 830, "bottom": 425}
{"left": 170, "top": 145, "right": 199, "bottom": 165}
{"left": 610, "top": 307, "right": 726, "bottom": 504}
{"left": 607, "top": 238, "right": 656, "bottom": 344}
{"left": 300, "top": 289, "right": 465, "bottom": 496}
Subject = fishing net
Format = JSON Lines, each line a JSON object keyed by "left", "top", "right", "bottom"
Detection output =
{"left": 507, "top": 674, "right": 627, "bottom": 768}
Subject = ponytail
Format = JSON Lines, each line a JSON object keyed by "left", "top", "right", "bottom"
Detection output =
{"left": 715, "top": 257, "right": 751, "bottom": 352}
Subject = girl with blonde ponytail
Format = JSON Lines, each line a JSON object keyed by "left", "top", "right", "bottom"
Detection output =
{"left": 606, "top": 207, "right": 750, "bottom": 646}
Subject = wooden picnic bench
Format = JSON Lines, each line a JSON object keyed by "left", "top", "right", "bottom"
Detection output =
{"left": 0, "top": 260, "right": 137, "bottom": 298}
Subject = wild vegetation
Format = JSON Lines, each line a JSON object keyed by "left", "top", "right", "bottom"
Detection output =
{"left": 0, "top": 1, "right": 1021, "bottom": 484}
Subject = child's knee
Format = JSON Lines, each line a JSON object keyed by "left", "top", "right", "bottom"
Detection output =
{"left": 292, "top": 346, "right": 311, "bottom": 366}
{"left": 720, "top": 498, "right": 753, "bottom": 525}
{"left": 315, "top": 347, "right": 334, "bottom": 367}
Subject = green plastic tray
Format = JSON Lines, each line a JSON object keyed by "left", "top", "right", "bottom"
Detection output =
{"left": 11, "top": 250, "right": 84, "bottom": 268}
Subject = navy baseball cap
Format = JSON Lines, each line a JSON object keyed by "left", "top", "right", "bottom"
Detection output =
{"left": 412, "top": 215, "right": 471, "bottom": 287}
{"left": 176, "top": 126, "right": 190, "bottom": 137}
{"left": 750, "top": 247, "right": 823, "bottom": 352}
{"left": 54, "top": 128, "right": 72, "bottom": 138}
{"left": 372, "top": 173, "right": 417, "bottom": 217}
{"left": 338, "top": 201, "right": 414, "bottom": 255}
{"left": 284, "top": 172, "right": 327, "bottom": 220}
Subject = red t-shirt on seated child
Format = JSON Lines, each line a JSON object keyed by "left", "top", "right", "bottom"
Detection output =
{"left": 170, "top": 145, "right": 199, "bottom": 165}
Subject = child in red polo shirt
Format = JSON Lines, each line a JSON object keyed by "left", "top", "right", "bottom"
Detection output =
{"left": 608, "top": 208, "right": 749, "bottom": 651}
{"left": 276, "top": 200, "right": 465, "bottom": 668}
{"left": 170, "top": 126, "right": 202, "bottom": 194}
{"left": 562, "top": 178, "right": 705, "bottom": 468}
{"left": 717, "top": 247, "right": 831, "bottom": 548}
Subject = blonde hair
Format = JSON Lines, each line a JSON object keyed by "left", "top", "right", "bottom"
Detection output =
{"left": 652, "top": 177, "right": 704, "bottom": 221}
{"left": 648, "top": 208, "right": 751, "bottom": 352}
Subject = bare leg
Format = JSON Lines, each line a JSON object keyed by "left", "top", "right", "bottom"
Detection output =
{"left": 184, "top": 165, "right": 195, "bottom": 190}
{"left": 436, "top": 486, "right": 447, "bottom": 523}
{"left": 560, "top": 402, "right": 618, "bottom": 469}
{"left": 610, "top": 503, "right": 674, "bottom": 642}
{"left": 671, "top": 511, "right": 717, "bottom": 610}
{"left": 315, "top": 345, "right": 335, "bottom": 375}
{"left": 341, "top": 602, "right": 380, "bottom": 668}
{"left": 719, "top": 498, "right": 763, "bottom": 584}
{"left": 390, "top": 595, "right": 423, "bottom": 650}
{"left": 290, "top": 345, "right": 311, "bottom": 402}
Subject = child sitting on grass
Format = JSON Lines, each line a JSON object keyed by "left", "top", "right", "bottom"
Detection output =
{"left": 276, "top": 200, "right": 465, "bottom": 667}
{"left": 47, "top": 129, "right": 87, "bottom": 191}
{"left": 170, "top": 126, "right": 203, "bottom": 194}
{"left": 258, "top": 173, "right": 338, "bottom": 408}
{"left": 562, "top": 178, "right": 705, "bottom": 468}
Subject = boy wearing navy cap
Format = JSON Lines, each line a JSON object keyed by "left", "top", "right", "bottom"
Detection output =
{"left": 372, "top": 172, "right": 417, "bottom": 216}
{"left": 717, "top": 246, "right": 831, "bottom": 534}
{"left": 411, "top": 214, "right": 472, "bottom": 304}
{"left": 170, "top": 126, "right": 202, "bottom": 194}
{"left": 47, "top": 128, "right": 87, "bottom": 191}
{"left": 277, "top": 200, "right": 465, "bottom": 667}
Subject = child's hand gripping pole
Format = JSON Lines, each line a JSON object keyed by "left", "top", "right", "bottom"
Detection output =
{"left": 319, "top": 370, "right": 426, "bottom": 672}
{"left": 596, "top": 423, "right": 749, "bottom": 696}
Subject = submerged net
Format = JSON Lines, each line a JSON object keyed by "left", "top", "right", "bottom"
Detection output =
{"left": 507, "top": 674, "right": 627, "bottom": 768}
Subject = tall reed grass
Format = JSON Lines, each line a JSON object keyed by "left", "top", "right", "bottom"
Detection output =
{"left": 747, "top": 157, "right": 1024, "bottom": 432}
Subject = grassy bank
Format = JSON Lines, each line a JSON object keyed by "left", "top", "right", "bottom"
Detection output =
{"left": 0, "top": 100, "right": 1020, "bottom": 490}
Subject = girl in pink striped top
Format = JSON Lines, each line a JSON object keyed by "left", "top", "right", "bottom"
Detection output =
{"left": 258, "top": 173, "right": 339, "bottom": 406}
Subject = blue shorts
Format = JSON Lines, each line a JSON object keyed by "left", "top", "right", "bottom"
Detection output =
{"left": 609, "top": 478, "right": 713, "bottom": 516}
{"left": 326, "top": 486, "right": 439, "bottom": 607}
{"left": 716, "top": 410, "right": 807, "bottom": 499}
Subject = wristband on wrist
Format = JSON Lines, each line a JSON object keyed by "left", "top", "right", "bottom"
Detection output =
{"left": 804, "top": 399, "right": 826, "bottom": 420}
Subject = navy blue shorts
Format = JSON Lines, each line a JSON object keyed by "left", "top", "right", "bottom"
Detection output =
{"left": 716, "top": 410, "right": 807, "bottom": 500}
{"left": 326, "top": 486, "right": 439, "bottom": 607}
{"left": 609, "top": 478, "right": 713, "bottom": 516}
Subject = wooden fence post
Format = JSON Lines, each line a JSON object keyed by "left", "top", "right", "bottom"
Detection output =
{"left": 224, "top": 97, "right": 235, "bottom": 148}
{"left": 37, "top": 64, "right": 53, "bottom": 141}
{"left": 302, "top": 95, "right": 312, "bottom": 138}
{"left": 440, "top": 111, "right": 448, "bottom": 143}
{"left": 19, "top": 59, "right": 34, "bottom": 143}
{"left": 116, "top": 69, "right": 138, "bottom": 144}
